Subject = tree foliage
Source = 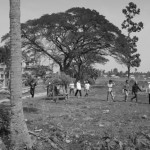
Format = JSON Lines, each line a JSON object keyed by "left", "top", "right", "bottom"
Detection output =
{"left": 45, "top": 72, "right": 72, "bottom": 87}
{"left": 19, "top": 7, "right": 124, "bottom": 74}
{"left": 121, "top": 2, "right": 144, "bottom": 78}
{"left": 68, "top": 51, "right": 108, "bottom": 81}
{"left": 0, "top": 46, "right": 11, "bottom": 69}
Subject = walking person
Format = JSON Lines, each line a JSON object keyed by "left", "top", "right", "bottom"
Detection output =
{"left": 69, "top": 81, "right": 75, "bottom": 95}
{"left": 107, "top": 80, "right": 115, "bottom": 101}
{"left": 29, "top": 79, "right": 37, "bottom": 98}
{"left": 84, "top": 81, "right": 90, "bottom": 97}
{"left": 75, "top": 80, "right": 82, "bottom": 97}
{"left": 131, "top": 81, "right": 142, "bottom": 102}
{"left": 123, "top": 80, "right": 130, "bottom": 102}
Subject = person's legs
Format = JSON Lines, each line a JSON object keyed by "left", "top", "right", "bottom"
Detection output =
{"left": 30, "top": 88, "right": 34, "bottom": 98}
{"left": 86, "top": 90, "right": 89, "bottom": 96}
{"left": 72, "top": 88, "right": 74, "bottom": 95}
{"left": 70, "top": 88, "right": 73, "bottom": 95}
{"left": 72, "top": 88, "right": 75, "bottom": 95}
{"left": 107, "top": 91, "right": 110, "bottom": 101}
{"left": 124, "top": 91, "right": 128, "bottom": 101}
{"left": 85, "top": 89, "right": 88, "bottom": 97}
{"left": 131, "top": 92, "right": 136, "bottom": 101}
{"left": 135, "top": 93, "right": 138, "bottom": 102}
{"left": 32, "top": 88, "right": 35, "bottom": 98}
{"left": 79, "top": 90, "right": 82, "bottom": 97}
{"left": 110, "top": 91, "right": 114, "bottom": 101}
{"left": 75, "top": 90, "right": 78, "bottom": 96}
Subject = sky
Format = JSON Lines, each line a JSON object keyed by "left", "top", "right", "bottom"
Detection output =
{"left": 0, "top": 0, "right": 150, "bottom": 72}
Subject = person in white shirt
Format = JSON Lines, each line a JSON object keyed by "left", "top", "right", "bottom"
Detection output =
{"left": 84, "top": 81, "right": 90, "bottom": 97}
{"left": 75, "top": 80, "right": 82, "bottom": 97}
{"left": 107, "top": 80, "right": 115, "bottom": 101}
{"left": 69, "top": 81, "right": 75, "bottom": 95}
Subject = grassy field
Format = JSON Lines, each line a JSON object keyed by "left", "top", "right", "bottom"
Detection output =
{"left": 1, "top": 77, "right": 150, "bottom": 149}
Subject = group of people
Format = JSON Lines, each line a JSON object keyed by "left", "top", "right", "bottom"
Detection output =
{"left": 69, "top": 80, "right": 90, "bottom": 97}
{"left": 29, "top": 77, "right": 150, "bottom": 104}
{"left": 106, "top": 79, "right": 149, "bottom": 103}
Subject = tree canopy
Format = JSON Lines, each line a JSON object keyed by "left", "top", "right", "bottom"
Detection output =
{"left": 2, "top": 7, "right": 129, "bottom": 80}
{"left": 121, "top": 2, "right": 144, "bottom": 78}
{"left": 19, "top": 7, "right": 125, "bottom": 74}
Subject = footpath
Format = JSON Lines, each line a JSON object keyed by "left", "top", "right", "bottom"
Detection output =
{"left": 0, "top": 89, "right": 47, "bottom": 104}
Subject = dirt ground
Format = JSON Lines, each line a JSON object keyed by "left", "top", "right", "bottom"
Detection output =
{"left": 20, "top": 78, "right": 150, "bottom": 149}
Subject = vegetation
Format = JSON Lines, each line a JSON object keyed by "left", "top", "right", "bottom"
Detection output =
{"left": 2, "top": 7, "right": 129, "bottom": 78}
{"left": 121, "top": 2, "right": 144, "bottom": 78}
{"left": 45, "top": 72, "right": 72, "bottom": 88}
{"left": 0, "top": 1, "right": 148, "bottom": 150}
{"left": 1, "top": 77, "right": 150, "bottom": 149}
{"left": 21, "top": 7, "right": 121, "bottom": 73}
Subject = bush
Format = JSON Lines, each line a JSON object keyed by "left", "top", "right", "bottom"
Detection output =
{"left": 0, "top": 104, "right": 10, "bottom": 149}
{"left": 45, "top": 73, "right": 72, "bottom": 87}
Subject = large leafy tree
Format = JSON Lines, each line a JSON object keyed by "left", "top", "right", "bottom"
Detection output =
{"left": 121, "top": 2, "right": 143, "bottom": 78}
{"left": 69, "top": 51, "right": 108, "bottom": 81}
{"left": 9, "top": 0, "right": 32, "bottom": 149}
{"left": 20, "top": 7, "right": 124, "bottom": 74}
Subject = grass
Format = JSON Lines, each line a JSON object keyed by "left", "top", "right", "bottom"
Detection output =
{"left": 0, "top": 83, "right": 46, "bottom": 100}
{"left": 1, "top": 77, "right": 150, "bottom": 149}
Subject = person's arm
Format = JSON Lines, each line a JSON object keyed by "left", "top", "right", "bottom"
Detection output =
{"left": 138, "top": 85, "right": 142, "bottom": 92}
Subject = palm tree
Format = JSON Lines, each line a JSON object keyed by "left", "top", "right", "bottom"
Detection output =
{"left": 9, "top": 0, "right": 32, "bottom": 149}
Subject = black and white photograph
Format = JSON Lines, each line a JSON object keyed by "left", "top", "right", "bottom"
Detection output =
{"left": 0, "top": 0, "right": 150, "bottom": 149}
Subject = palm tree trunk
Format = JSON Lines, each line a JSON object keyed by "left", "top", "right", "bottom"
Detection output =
{"left": 9, "top": 0, "right": 32, "bottom": 149}
{"left": 127, "top": 65, "right": 130, "bottom": 79}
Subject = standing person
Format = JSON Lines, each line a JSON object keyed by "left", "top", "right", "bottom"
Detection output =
{"left": 123, "top": 80, "right": 130, "bottom": 102}
{"left": 131, "top": 81, "right": 142, "bottom": 102}
{"left": 84, "top": 81, "right": 90, "bottom": 97}
{"left": 29, "top": 79, "right": 37, "bottom": 98}
{"left": 107, "top": 80, "right": 115, "bottom": 101}
{"left": 47, "top": 81, "right": 53, "bottom": 97}
{"left": 75, "top": 80, "right": 82, "bottom": 97}
{"left": 148, "top": 82, "right": 150, "bottom": 104}
{"left": 69, "top": 81, "right": 75, "bottom": 95}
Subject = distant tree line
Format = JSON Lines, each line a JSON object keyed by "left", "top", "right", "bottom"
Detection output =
{"left": 103, "top": 68, "right": 150, "bottom": 78}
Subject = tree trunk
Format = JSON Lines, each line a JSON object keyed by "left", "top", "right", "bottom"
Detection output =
{"left": 9, "top": 0, "right": 32, "bottom": 149}
{"left": 127, "top": 65, "right": 130, "bottom": 79}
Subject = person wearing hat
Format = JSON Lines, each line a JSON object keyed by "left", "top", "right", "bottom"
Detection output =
{"left": 148, "top": 82, "right": 150, "bottom": 104}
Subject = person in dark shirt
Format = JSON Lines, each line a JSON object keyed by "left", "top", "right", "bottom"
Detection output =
{"left": 29, "top": 80, "right": 37, "bottom": 98}
{"left": 131, "top": 81, "right": 141, "bottom": 102}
